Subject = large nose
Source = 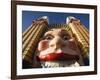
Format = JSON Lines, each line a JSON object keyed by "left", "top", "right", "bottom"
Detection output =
{"left": 49, "top": 36, "right": 64, "bottom": 49}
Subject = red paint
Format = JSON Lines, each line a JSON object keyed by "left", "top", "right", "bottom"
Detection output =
{"left": 38, "top": 53, "right": 79, "bottom": 61}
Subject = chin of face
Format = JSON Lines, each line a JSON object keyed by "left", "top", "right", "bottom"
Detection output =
{"left": 40, "top": 60, "right": 80, "bottom": 68}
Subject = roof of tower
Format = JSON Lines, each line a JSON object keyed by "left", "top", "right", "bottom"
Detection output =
{"left": 41, "top": 16, "right": 48, "bottom": 20}
{"left": 66, "top": 16, "right": 77, "bottom": 24}
{"left": 32, "top": 16, "right": 49, "bottom": 24}
{"left": 37, "top": 16, "right": 48, "bottom": 21}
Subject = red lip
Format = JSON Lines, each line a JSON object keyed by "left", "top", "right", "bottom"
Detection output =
{"left": 38, "top": 53, "right": 79, "bottom": 61}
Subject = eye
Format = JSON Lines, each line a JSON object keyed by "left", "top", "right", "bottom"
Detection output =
{"left": 62, "top": 35, "right": 69, "bottom": 40}
{"left": 43, "top": 35, "right": 54, "bottom": 40}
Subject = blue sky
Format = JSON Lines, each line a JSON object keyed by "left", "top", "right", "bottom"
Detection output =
{"left": 22, "top": 11, "right": 89, "bottom": 32}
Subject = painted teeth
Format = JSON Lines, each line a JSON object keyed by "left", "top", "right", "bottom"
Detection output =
{"left": 40, "top": 60, "right": 80, "bottom": 68}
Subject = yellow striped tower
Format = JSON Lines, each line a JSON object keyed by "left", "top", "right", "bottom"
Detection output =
{"left": 66, "top": 16, "right": 89, "bottom": 65}
{"left": 22, "top": 16, "right": 48, "bottom": 68}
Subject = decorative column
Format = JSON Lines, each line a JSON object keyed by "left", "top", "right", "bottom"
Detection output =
{"left": 22, "top": 16, "right": 48, "bottom": 68}
{"left": 66, "top": 16, "right": 89, "bottom": 65}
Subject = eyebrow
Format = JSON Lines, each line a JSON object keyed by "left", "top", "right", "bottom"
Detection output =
{"left": 61, "top": 29, "right": 67, "bottom": 32}
{"left": 44, "top": 30, "right": 70, "bottom": 37}
{"left": 44, "top": 33, "right": 53, "bottom": 36}
{"left": 60, "top": 31, "right": 71, "bottom": 38}
{"left": 47, "top": 29, "right": 67, "bottom": 32}
{"left": 59, "top": 29, "right": 70, "bottom": 35}
{"left": 44, "top": 32, "right": 53, "bottom": 37}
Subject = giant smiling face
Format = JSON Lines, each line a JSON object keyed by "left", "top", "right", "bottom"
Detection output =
{"left": 37, "top": 29, "right": 80, "bottom": 61}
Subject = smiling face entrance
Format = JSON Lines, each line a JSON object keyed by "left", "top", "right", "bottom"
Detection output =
{"left": 37, "top": 28, "right": 80, "bottom": 62}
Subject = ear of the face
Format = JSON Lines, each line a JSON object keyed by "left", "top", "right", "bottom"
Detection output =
{"left": 38, "top": 40, "right": 49, "bottom": 51}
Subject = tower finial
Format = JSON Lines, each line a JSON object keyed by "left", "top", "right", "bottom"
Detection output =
{"left": 66, "top": 16, "right": 76, "bottom": 24}
{"left": 32, "top": 16, "right": 49, "bottom": 24}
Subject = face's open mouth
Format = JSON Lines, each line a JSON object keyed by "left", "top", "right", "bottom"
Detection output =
{"left": 38, "top": 53, "right": 79, "bottom": 61}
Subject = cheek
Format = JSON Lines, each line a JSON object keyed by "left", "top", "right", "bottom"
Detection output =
{"left": 38, "top": 40, "right": 49, "bottom": 51}
{"left": 67, "top": 39, "right": 78, "bottom": 51}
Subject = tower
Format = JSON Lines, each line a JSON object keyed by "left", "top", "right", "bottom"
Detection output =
{"left": 22, "top": 16, "right": 48, "bottom": 68}
{"left": 66, "top": 16, "right": 89, "bottom": 65}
